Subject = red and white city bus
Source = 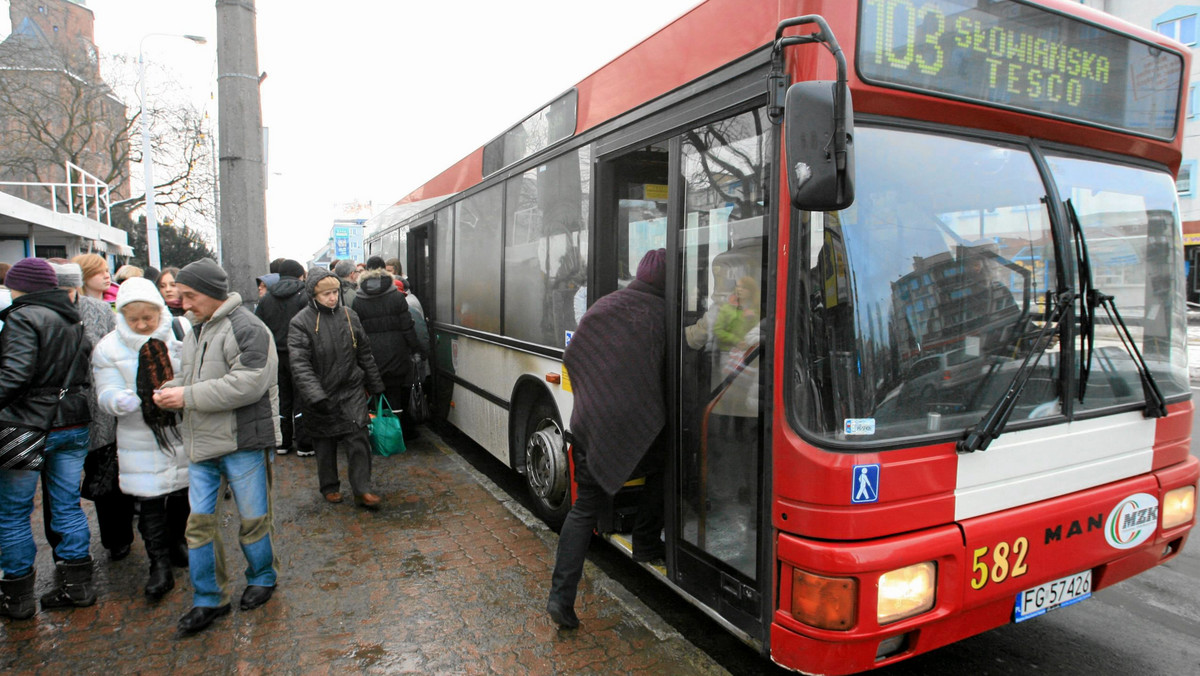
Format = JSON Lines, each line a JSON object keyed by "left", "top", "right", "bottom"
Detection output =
{"left": 364, "top": 1, "right": 1199, "bottom": 672}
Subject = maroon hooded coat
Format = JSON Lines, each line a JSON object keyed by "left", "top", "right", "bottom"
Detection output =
{"left": 563, "top": 250, "right": 667, "bottom": 495}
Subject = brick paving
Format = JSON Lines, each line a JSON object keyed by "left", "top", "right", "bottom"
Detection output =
{"left": 0, "top": 432, "right": 727, "bottom": 675}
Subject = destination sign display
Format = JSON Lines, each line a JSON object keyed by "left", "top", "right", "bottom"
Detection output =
{"left": 858, "top": 0, "right": 1183, "bottom": 139}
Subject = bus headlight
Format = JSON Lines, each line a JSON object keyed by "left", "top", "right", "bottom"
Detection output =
{"left": 791, "top": 569, "right": 857, "bottom": 630}
{"left": 877, "top": 562, "right": 936, "bottom": 625}
{"left": 1162, "top": 486, "right": 1196, "bottom": 530}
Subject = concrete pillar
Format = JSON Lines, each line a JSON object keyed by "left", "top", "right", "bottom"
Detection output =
{"left": 216, "top": 0, "right": 268, "bottom": 304}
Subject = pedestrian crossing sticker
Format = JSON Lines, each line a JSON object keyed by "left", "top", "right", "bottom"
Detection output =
{"left": 851, "top": 464, "right": 880, "bottom": 504}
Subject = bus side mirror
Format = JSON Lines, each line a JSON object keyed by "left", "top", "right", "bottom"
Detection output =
{"left": 785, "top": 81, "right": 854, "bottom": 211}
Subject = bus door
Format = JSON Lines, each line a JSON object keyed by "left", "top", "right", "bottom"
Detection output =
{"left": 592, "top": 106, "right": 770, "bottom": 638}
{"left": 589, "top": 140, "right": 671, "bottom": 534}
{"left": 407, "top": 223, "right": 432, "bottom": 304}
{"left": 674, "top": 107, "right": 769, "bottom": 636}
{"left": 407, "top": 222, "right": 434, "bottom": 399}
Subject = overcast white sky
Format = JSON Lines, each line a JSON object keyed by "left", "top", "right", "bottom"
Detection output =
{"left": 3, "top": 0, "right": 701, "bottom": 264}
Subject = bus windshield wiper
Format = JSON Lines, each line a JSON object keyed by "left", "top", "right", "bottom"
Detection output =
{"left": 957, "top": 289, "right": 1072, "bottom": 453}
{"left": 1068, "top": 199, "right": 1094, "bottom": 402}
{"left": 1065, "top": 199, "right": 1167, "bottom": 418}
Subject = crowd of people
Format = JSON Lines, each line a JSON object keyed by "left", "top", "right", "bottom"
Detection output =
{"left": 0, "top": 253, "right": 429, "bottom": 635}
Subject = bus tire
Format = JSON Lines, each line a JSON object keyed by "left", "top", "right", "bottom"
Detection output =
{"left": 523, "top": 399, "right": 571, "bottom": 529}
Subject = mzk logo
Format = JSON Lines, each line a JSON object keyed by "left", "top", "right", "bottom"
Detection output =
{"left": 1104, "top": 493, "right": 1160, "bottom": 550}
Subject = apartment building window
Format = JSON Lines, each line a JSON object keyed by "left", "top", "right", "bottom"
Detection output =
{"left": 1178, "top": 161, "right": 1197, "bottom": 197}
{"left": 1157, "top": 8, "right": 1199, "bottom": 45}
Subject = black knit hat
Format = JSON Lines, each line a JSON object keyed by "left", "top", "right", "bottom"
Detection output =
{"left": 278, "top": 259, "right": 305, "bottom": 279}
{"left": 175, "top": 258, "right": 228, "bottom": 301}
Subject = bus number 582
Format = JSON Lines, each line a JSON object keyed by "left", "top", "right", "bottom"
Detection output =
{"left": 970, "top": 537, "right": 1030, "bottom": 590}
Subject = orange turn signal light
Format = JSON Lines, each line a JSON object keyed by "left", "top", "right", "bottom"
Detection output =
{"left": 791, "top": 568, "right": 857, "bottom": 630}
{"left": 546, "top": 372, "right": 561, "bottom": 384}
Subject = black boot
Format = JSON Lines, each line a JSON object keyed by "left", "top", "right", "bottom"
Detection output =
{"left": 0, "top": 571, "right": 36, "bottom": 620}
{"left": 165, "top": 488, "right": 191, "bottom": 568}
{"left": 39, "top": 558, "right": 96, "bottom": 609}
{"left": 137, "top": 497, "right": 175, "bottom": 600}
{"left": 145, "top": 559, "right": 174, "bottom": 600}
{"left": 170, "top": 541, "right": 190, "bottom": 569}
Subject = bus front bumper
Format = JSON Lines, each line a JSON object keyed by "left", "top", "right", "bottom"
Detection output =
{"left": 769, "top": 457, "right": 1198, "bottom": 675}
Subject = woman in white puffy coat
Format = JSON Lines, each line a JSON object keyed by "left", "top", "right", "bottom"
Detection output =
{"left": 92, "top": 277, "right": 190, "bottom": 602}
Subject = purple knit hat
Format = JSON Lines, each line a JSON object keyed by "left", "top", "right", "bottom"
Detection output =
{"left": 6, "top": 257, "right": 60, "bottom": 292}
{"left": 635, "top": 248, "right": 667, "bottom": 291}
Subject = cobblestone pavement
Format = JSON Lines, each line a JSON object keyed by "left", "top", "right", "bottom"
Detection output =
{"left": 0, "top": 432, "right": 728, "bottom": 675}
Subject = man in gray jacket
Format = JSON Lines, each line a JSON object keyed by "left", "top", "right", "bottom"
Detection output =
{"left": 153, "top": 258, "right": 281, "bottom": 635}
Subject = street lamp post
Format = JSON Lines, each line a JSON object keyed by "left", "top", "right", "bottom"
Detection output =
{"left": 139, "top": 33, "right": 206, "bottom": 269}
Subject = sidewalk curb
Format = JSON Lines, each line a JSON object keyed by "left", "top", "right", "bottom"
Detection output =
{"left": 430, "top": 430, "right": 703, "bottom": 652}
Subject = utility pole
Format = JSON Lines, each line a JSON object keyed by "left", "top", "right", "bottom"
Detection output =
{"left": 215, "top": 0, "right": 267, "bottom": 302}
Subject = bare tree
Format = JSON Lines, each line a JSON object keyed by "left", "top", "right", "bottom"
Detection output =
{"left": 0, "top": 32, "right": 216, "bottom": 253}
{"left": 0, "top": 33, "right": 131, "bottom": 204}
{"left": 682, "top": 111, "right": 767, "bottom": 218}
{"left": 110, "top": 53, "right": 217, "bottom": 238}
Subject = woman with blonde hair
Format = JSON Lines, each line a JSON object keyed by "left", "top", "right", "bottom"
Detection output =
{"left": 65, "top": 257, "right": 138, "bottom": 561}
{"left": 73, "top": 253, "right": 118, "bottom": 304}
{"left": 713, "top": 276, "right": 760, "bottom": 352}
{"left": 114, "top": 265, "right": 144, "bottom": 284}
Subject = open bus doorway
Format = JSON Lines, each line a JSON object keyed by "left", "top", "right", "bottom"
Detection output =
{"left": 591, "top": 106, "right": 771, "bottom": 638}
{"left": 589, "top": 141, "right": 671, "bottom": 543}
{"left": 406, "top": 223, "right": 432, "bottom": 306}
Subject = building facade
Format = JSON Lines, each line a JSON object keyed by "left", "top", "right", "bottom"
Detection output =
{"left": 0, "top": 0, "right": 131, "bottom": 262}
{"left": 0, "top": 0, "right": 130, "bottom": 204}
{"left": 1082, "top": 1, "right": 1200, "bottom": 301}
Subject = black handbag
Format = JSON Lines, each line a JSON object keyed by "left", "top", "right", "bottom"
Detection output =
{"left": 0, "top": 327, "right": 87, "bottom": 471}
{"left": 409, "top": 379, "right": 429, "bottom": 424}
{"left": 80, "top": 442, "right": 120, "bottom": 500}
{"left": 409, "top": 354, "right": 431, "bottom": 424}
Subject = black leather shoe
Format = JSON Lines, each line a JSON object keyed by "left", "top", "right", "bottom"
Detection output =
{"left": 177, "top": 604, "right": 230, "bottom": 634}
{"left": 108, "top": 545, "right": 131, "bottom": 562}
{"left": 546, "top": 600, "right": 579, "bottom": 629}
{"left": 239, "top": 584, "right": 275, "bottom": 611}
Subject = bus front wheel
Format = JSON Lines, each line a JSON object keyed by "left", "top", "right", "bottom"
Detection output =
{"left": 524, "top": 401, "right": 571, "bottom": 529}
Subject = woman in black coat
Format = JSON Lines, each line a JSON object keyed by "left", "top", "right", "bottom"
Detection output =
{"left": 352, "top": 268, "right": 425, "bottom": 439}
{"left": 0, "top": 258, "right": 95, "bottom": 618}
{"left": 287, "top": 268, "right": 386, "bottom": 509}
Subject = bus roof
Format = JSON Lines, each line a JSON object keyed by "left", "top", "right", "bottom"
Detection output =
{"left": 394, "top": 0, "right": 776, "bottom": 206}
{"left": 394, "top": 0, "right": 1189, "bottom": 208}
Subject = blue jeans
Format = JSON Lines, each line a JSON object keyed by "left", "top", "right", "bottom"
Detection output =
{"left": 186, "top": 449, "right": 277, "bottom": 607}
{"left": 0, "top": 426, "right": 91, "bottom": 577}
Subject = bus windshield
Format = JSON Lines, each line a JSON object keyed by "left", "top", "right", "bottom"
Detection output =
{"left": 790, "top": 125, "right": 1190, "bottom": 445}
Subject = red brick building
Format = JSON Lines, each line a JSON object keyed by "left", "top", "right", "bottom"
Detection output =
{"left": 0, "top": 0, "right": 130, "bottom": 205}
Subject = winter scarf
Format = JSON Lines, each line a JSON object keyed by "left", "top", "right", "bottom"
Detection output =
{"left": 136, "top": 338, "right": 181, "bottom": 450}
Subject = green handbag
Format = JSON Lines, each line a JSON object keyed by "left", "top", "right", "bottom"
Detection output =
{"left": 368, "top": 395, "right": 406, "bottom": 456}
